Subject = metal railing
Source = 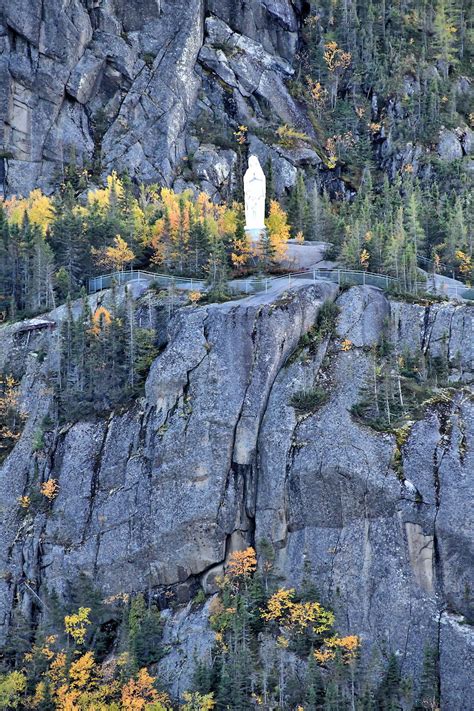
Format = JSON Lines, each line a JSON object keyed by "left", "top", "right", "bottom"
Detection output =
{"left": 88, "top": 268, "right": 471, "bottom": 300}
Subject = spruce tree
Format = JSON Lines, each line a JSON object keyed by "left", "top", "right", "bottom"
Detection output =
{"left": 415, "top": 645, "right": 439, "bottom": 711}
{"left": 376, "top": 653, "right": 402, "bottom": 710}
{"left": 265, "top": 158, "right": 275, "bottom": 217}
{"left": 288, "top": 172, "right": 309, "bottom": 239}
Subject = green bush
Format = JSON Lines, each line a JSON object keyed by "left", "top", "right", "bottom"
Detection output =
{"left": 290, "top": 387, "right": 328, "bottom": 413}
{"left": 316, "top": 300, "right": 340, "bottom": 338}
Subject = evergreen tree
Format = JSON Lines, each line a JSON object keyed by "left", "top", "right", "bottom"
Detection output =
{"left": 288, "top": 172, "right": 310, "bottom": 239}
{"left": 305, "top": 655, "right": 326, "bottom": 710}
{"left": 265, "top": 158, "right": 275, "bottom": 217}
{"left": 415, "top": 645, "right": 439, "bottom": 711}
{"left": 188, "top": 220, "right": 210, "bottom": 275}
{"left": 205, "top": 237, "right": 229, "bottom": 301}
{"left": 404, "top": 183, "right": 426, "bottom": 261}
{"left": 432, "top": 0, "right": 460, "bottom": 78}
{"left": 376, "top": 653, "right": 402, "bottom": 710}
{"left": 48, "top": 185, "right": 89, "bottom": 294}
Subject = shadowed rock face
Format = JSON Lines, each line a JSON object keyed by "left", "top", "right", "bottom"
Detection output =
{"left": 0, "top": 0, "right": 312, "bottom": 197}
{"left": 0, "top": 283, "right": 473, "bottom": 704}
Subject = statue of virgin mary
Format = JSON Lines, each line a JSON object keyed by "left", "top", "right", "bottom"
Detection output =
{"left": 244, "top": 155, "right": 266, "bottom": 235}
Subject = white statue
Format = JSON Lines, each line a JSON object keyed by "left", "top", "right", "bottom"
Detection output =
{"left": 244, "top": 155, "right": 266, "bottom": 234}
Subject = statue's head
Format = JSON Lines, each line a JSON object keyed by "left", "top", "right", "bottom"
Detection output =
{"left": 248, "top": 155, "right": 261, "bottom": 171}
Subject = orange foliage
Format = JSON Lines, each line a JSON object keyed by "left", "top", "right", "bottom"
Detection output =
{"left": 227, "top": 547, "right": 257, "bottom": 578}
{"left": 323, "top": 41, "right": 352, "bottom": 72}
{"left": 314, "top": 634, "right": 360, "bottom": 665}
{"left": 121, "top": 668, "right": 170, "bottom": 710}
{"left": 188, "top": 291, "right": 202, "bottom": 304}
{"left": 90, "top": 306, "right": 113, "bottom": 336}
{"left": 40, "top": 479, "right": 59, "bottom": 501}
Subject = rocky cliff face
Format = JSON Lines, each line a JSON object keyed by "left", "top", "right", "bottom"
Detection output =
{"left": 0, "top": 0, "right": 319, "bottom": 197}
{"left": 0, "top": 282, "right": 472, "bottom": 706}
{"left": 2, "top": 0, "right": 472, "bottom": 199}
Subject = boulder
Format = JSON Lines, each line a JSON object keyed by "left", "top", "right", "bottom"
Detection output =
{"left": 438, "top": 128, "right": 463, "bottom": 161}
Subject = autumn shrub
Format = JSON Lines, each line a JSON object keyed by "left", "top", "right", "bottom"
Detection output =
{"left": 276, "top": 124, "right": 310, "bottom": 148}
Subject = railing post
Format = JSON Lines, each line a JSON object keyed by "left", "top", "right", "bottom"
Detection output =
{"left": 363, "top": 271, "right": 366, "bottom": 285}
{"left": 337, "top": 269, "right": 341, "bottom": 285}
{"left": 313, "top": 270, "right": 315, "bottom": 282}
{"left": 385, "top": 276, "right": 389, "bottom": 289}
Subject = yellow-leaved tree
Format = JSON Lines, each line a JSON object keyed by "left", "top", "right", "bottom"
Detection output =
{"left": 226, "top": 547, "right": 257, "bottom": 579}
{"left": 64, "top": 607, "right": 91, "bottom": 645}
{"left": 121, "top": 667, "right": 171, "bottom": 710}
{"left": 265, "top": 200, "right": 290, "bottom": 260}
{"left": 181, "top": 691, "right": 216, "bottom": 710}
{"left": 95, "top": 235, "right": 135, "bottom": 272}
{"left": 5, "top": 189, "right": 54, "bottom": 233}
{"left": 87, "top": 171, "right": 124, "bottom": 208}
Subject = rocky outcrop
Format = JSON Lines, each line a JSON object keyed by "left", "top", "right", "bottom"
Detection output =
{"left": 0, "top": 282, "right": 473, "bottom": 706}
{"left": 438, "top": 128, "right": 464, "bottom": 161}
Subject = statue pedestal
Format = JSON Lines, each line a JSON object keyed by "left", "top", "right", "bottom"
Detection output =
{"left": 245, "top": 227, "right": 266, "bottom": 243}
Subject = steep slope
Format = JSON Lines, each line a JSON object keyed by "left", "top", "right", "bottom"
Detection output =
{"left": 0, "top": 282, "right": 472, "bottom": 706}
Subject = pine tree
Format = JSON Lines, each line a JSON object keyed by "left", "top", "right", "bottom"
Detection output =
{"left": 304, "top": 187, "right": 319, "bottom": 242}
{"left": 432, "top": 0, "right": 460, "bottom": 78}
{"left": 288, "top": 172, "right": 309, "bottom": 239}
{"left": 443, "top": 195, "right": 467, "bottom": 268}
{"left": 305, "top": 655, "right": 326, "bottom": 710}
{"left": 404, "top": 184, "right": 426, "bottom": 262}
{"left": 188, "top": 220, "right": 210, "bottom": 275}
{"left": 205, "top": 243, "right": 229, "bottom": 301}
